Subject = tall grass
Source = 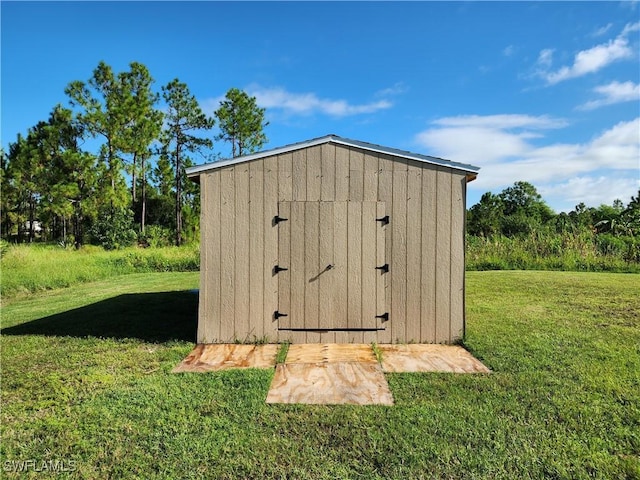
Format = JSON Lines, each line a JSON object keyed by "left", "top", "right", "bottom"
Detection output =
{"left": 466, "top": 232, "right": 640, "bottom": 273}
{"left": 0, "top": 244, "right": 199, "bottom": 299}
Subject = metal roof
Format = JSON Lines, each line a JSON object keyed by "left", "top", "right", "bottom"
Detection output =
{"left": 185, "top": 134, "right": 480, "bottom": 178}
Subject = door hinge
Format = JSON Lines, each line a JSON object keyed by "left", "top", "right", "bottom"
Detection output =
{"left": 273, "top": 265, "right": 288, "bottom": 274}
{"left": 376, "top": 215, "right": 389, "bottom": 225}
{"left": 375, "top": 263, "right": 389, "bottom": 273}
{"left": 274, "top": 310, "right": 288, "bottom": 319}
{"left": 273, "top": 215, "right": 288, "bottom": 225}
{"left": 375, "top": 313, "right": 389, "bottom": 322}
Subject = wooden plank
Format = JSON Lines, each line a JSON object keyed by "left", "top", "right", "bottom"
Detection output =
{"left": 292, "top": 149, "right": 306, "bottom": 201}
{"left": 172, "top": 344, "right": 278, "bottom": 373}
{"left": 421, "top": 166, "right": 437, "bottom": 343}
{"left": 335, "top": 145, "right": 350, "bottom": 201}
{"left": 197, "top": 174, "right": 209, "bottom": 342}
{"left": 234, "top": 163, "right": 250, "bottom": 342}
{"left": 320, "top": 143, "right": 336, "bottom": 201}
{"left": 266, "top": 362, "right": 394, "bottom": 405}
{"left": 306, "top": 145, "right": 322, "bottom": 201}
{"left": 450, "top": 174, "right": 466, "bottom": 341}
{"left": 405, "top": 162, "right": 422, "bottom": 342}
{"left": 249, "top": 161, "right": 264, "bottom": 341}
{"left": 289, "top": 201, "right": 306, "bottom": 342}
{"left": 333, "top": 201, "right": 349, "bottom": 343}
{"left": 391, "top": 158, "right": 408, "bottom": 343}
{"left": 375, "top": 202, "right": 386, "bottom": 334}
{"left": 376, "top": 154, "right": 394, "bottom": 344}
{"left": 284, "top": 344, "right": 377, "bottom": 364}
{"left": 219, "top": 167, "right": 235, "bottom": 341}
{"left": 378, "top": 344, "right": 491, "bottom": 373}
{"left": 347, "top": 201, "right": 362, "bottom": 330}
{"left": 277, "top": 202, "right": 291, "bottom": 330}
{"left": 203, "top": 172, "right": 221, "bottom": 343}
{"left": 278, "top": 153, "right": 293, "bottom": 202}
{"left": 304, "top": 202, "right": 320, "bottom": 339}
{"left": 263, "top": 155, "right": 279, "bottom": 341}
{"left": 349, "top": 148, "right": 364, "bottom": 201}
{"left": 361, "top": 201, "right": 377, "bottom": 329}
{"left": 435, "top": 167, "right": 452, "bottom": 343}
{"left": 363, "top": 152, "right": 379, "bottom": 201}
{"left": 318, "top": 202, "right": 335, "bottom": 343}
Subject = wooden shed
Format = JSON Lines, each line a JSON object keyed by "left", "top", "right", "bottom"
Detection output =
{"left": 186, "top": 135, "right": 479, "bottom": 344}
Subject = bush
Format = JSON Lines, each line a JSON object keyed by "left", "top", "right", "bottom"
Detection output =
{"left": 138, "top": 225, "right": 174, "bottom": 248}
{"left": 89, "top": 208, "right": 137, "bottom": 250}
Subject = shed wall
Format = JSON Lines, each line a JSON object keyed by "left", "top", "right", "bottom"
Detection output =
{"left": 197, "top": 143, "right": 467, "bottom": 344}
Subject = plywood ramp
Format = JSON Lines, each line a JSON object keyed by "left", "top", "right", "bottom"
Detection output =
{"left": 266, "top": 343, "right": 393, "bottom": 406}
{"left": 172, "top": 344, "right": 278, "bottom": 373}
{"left": 379, "top": 344, "right": 490, "bottom": 373}
{"left": 284, "top": 343, "right": 378, "bottom": 364}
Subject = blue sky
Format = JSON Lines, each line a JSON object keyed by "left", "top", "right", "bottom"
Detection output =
{"left": 2, "top": 1, "right": 639, "bottom": 212}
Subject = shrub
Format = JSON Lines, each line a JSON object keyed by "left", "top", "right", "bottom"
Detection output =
{"left": 138, "top": 225, "right": 174, "bottom": 248}
{"left": 89, "top": 208, "right": 137, "bottom": 250}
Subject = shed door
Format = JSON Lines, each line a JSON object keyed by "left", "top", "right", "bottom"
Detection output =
{"left": 276, "top": 201, "right": 387, "bottom": 331}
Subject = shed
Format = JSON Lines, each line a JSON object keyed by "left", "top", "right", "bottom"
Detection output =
{"left": 186, "top": 135, "right": 479, "bottom": 344}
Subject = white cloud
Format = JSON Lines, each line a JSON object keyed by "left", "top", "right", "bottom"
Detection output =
{"left": 592, "top": 23, "right": 613, "bottom": 37}
{"left": 375, "top": 82, "right": 408, "bottom": 98}
{"left": 536, "top": 49, "right": 554, "bottom": 68}
{"left": 503, "top": 45, "right": 515, "bottom": 57}
{"left": 545, "top": 38, "right": 632, "bottom": 84}
{"left": 538, "top": 23, "right": 638, "bottom": 85}
{"left": 245, "top": 85, "right": 392, "bottom": 117}
{"left": 200, "top": 95, "right": 226, "bottom": 116}
{"left": 621, "top": 20, "right": 640, "bottom": 37}
{"left": 540, "top": 176, "right": 639, "bottom": 211}
{"left": 432, "top": 114, "right": 567, "bottom": 130}
{"left": 415, "top": 115, "right": 640, "bottom": 211}
{"left": 578, "top": 81, "right": 640, "bottom": 110}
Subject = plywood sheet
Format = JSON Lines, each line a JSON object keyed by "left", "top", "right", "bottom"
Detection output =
{"left": 285, "top": 343, "right": 378, "bottom": 364}
{"left": 266, "top": 362, "right": 394, "bottom": 405}
{"left": 172, "top": 344, "right": 278, "bottom": 373}
{"left": 379, "top": 344, "right": 490, "bottom": 373}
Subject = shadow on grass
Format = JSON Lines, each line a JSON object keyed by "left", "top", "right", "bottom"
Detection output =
{"left": 1, "top": 291, "right": 198, "bottom": 343}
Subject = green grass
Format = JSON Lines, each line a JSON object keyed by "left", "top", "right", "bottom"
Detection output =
{"left": 1, "top": 271, "right": 639, "bottom": 479}
{"left": 0, "top": 244, "right": 199, "bottom": 299}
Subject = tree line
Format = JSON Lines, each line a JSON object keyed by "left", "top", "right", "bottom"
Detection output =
{"left": 467, "top": 181, "right": 640, "bottom": 263}
{"left": 1, "top": 61, "right": 267, "bottom": 248}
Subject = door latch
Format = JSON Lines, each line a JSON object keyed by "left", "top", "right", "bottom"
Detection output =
{"left": 273, "top": 215, "right": 288, "bottom": 225}
{"left": 376, "top": 215, "right": 389, "bottom": 225}
{"left": 375, "top": 313, "right": 389, "bottom": 322}
{"left": 375, "top": 264, "right": 389, "bottom": 273}
{"left": 274, "top": 311, "right": 288, "bottom": 319}
{"left": 273, "top": 265, "right": 288, "bottom": 274}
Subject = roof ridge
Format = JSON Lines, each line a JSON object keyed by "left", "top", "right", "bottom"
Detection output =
{"left": 186, "top": 134, "right": 479, "bottom": 178}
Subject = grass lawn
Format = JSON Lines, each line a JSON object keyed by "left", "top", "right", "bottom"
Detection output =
{"left": 1, "top": 271, "right": 639, "bottom": 479}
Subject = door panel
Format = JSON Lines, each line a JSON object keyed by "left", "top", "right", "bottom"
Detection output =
{"left": 277, "top": 201, "right": 386, "bottom": 331}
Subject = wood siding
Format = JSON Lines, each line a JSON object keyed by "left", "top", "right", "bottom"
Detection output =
{"left": 197, "top": 144, "right": 467, "bottom": 344}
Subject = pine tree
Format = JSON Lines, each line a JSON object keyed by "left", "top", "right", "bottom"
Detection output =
{"left": 215, "top": 88, "right": 268, "bottom": 158}
{"left": 65, "top": 62, "right": 130, "bottom": 210}
{"left": 40, "top": 105, "right": 98, "bottom": 247}
{"left": 161, "top": 79, "right": 214, "bottom": 245}
{"left": 118, "top": 63, "right": 163, "bottom": 234}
